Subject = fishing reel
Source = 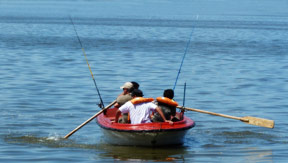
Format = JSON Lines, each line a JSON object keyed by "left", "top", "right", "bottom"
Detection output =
{"left": 97, "top": 102, "right": 104, "bottom": 109}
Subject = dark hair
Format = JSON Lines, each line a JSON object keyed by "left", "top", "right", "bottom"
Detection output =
{"left": 163, "top": 89, "right": 174, "bottom": 99}
{"left": 128, "top": 87, "right": 134, "bottom": 93}
{"left": 131, "top": 81, "right": 140, "bottom": 89}
{"left": 131, "top": 89, "right": 143, "bottom": 97}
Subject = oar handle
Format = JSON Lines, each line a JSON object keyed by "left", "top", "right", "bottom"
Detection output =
{"left": 64, "top": 100, "right": 116, "bottom": 139}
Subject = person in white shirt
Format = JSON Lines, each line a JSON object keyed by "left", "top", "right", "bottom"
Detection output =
{"left": 114, "top": 89, "right": 173, "bottom": 125}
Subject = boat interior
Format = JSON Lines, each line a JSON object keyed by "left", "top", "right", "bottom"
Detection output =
{"left": 104, "top": 107, "right": 184, "bottom": 123}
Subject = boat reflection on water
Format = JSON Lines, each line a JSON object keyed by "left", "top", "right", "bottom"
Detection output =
{"left": 95, "top": 144, "right": 189, "bottom": 162}
{"left": 59, "top": 138, "right": 273, "bottom": 162}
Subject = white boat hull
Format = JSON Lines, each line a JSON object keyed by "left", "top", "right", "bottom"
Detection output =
{"left": 99, "top": 128, "right": 190, "bottom": 146}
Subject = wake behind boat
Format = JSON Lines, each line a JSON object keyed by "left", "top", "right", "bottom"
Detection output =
{"left": 96, "top": 107, "right": 195, "bottom": 146}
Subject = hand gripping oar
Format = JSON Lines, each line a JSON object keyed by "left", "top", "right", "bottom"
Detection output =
{"left": 64, "top": 100, "right": 116, "bottom": 139}
{"left": 177, "top": 106, "right": 274, "bottom": 128}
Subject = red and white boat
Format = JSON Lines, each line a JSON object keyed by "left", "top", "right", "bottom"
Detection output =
{"left": 96, "top": 107, "right": 195, "bottom": 146}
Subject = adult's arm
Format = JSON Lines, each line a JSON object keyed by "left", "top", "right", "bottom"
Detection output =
{"left": 155, "top": 106, "right": 173, "bottom": 125}
{"left": 114, "top": 103, "right": 120, "bottom": 108}
{"left": 114, "top": 109, "right": 122, "bottom": 123}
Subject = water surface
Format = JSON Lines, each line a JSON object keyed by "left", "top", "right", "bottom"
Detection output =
{"left": 1, "top": 0, "right": 288, "bottom": 162}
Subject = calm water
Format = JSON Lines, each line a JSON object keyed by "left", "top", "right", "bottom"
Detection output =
{"left": 1, "top": 0, "right": 288, "bottom": 162}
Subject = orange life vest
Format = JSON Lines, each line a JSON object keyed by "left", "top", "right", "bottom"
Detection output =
{"left": 130, "top": 97, "right": 154, "bottom": 105}
{"left": 156, "top": 97, "right": 178, "bottom": 107}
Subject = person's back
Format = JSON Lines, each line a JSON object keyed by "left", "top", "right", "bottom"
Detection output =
{"left": 153, "top": 103, "right": 175, "bottom": 121}
{"left": 152, "top": 89, "right": 177, "bottom": 122}
{"left": 120, "top": 99, "right": 156, "bottom": 124}
{"left": 115, "top": 81, "right": 140, "bottom": 107}
{"left": 115, "top": 82, "right": 133, "bottom": 107}
{"left": 115, "top": 89, "right": 173, "bottom": 125}
{"left": 115, "top": 82, "right": 141, "bottom": 123}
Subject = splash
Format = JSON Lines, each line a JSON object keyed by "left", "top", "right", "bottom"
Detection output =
{"left": 46, "top": 133, "right": 62, "bottom": 141}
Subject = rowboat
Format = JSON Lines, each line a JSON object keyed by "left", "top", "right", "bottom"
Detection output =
{"left": 96, "top": 107, "right": 195, "bottom": 146}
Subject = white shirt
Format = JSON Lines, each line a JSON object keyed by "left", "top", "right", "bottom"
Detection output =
{"left": 119, "top": 101, "right": 158, "bottom": 124}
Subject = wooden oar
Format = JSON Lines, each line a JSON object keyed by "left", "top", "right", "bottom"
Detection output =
{"left": 177, "top": 106, "right": 274, "bottom": 129}
{"left": 64, "top": 100, "right": 117, "bottom": 139}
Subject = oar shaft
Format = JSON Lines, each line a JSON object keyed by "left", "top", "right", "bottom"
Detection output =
{"left": 177, "top": 106, "right": 244, "bottom": 121}
{"left": 178, "top": 106, "right": 274, "bottom": 128}
{"left": 64, "top": 100, "right": 116, "bottom": 139}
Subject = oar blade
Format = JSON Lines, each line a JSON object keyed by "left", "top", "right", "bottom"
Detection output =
{"left": 242, "top": 116, "right": 274, "bottom": 128}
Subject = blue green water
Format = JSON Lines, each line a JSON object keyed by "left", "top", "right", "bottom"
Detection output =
{"left": 1, "top": 0, "right": 288, "bottom": 162}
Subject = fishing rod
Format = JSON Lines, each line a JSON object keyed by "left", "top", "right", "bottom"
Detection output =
{"left": 183, "top": 82, "right": 186, "bottom": 106}
{"left": 173, "top": 15, "right": 199, "bottom": 91}
{"left": 69, "top": 17, "right": 105, "bottom": 109}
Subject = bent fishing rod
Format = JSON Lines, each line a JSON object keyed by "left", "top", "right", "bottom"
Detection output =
{"left": 69, "top": 17, "right": 105, "bottom": 109}
{"left": 173, "top": 15, "right": 199, "bottom": 91}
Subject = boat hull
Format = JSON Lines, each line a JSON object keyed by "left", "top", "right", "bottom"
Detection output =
{"left": 96, "top": 108, "right": 195, "bottom": 146}
{"left": 99, "top": 127, "right": 190, "bottom": 146}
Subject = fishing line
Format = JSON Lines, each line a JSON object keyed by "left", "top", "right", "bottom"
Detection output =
{"left": 69, "top": 16, "right": 105, "bottom": 108}
{"left": 173, "top": 15, "right": 199, "bottom": 91}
